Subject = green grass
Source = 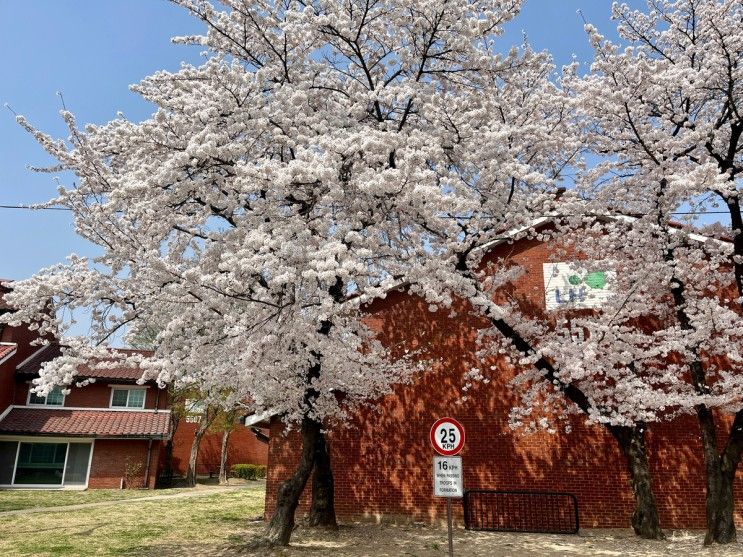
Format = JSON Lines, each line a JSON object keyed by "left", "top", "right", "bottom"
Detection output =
{"left": 0, "top": 488, "right": 190, "bottom": 512}
{"left": 0, "top": 488, "right": 265, "bottom": 556}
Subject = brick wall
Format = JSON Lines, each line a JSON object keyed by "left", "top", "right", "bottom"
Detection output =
{"left": 88, "top": 439, "right": 162, "bottom": 489}
{"left": 14, "top": 381, "right": 164, "bottom": 409}
{"left": 0, "top": 351, "right": 17, "bottom": 412}
{"left": 265, "top": 236, "right": 743, "bottom": 529}
{"left": 1, "top": 324, "right": 47, "bottom": 412}
{"left": 169, "top": 423, "right": 268, "bottom": 476}
{"left": 1, "top": 325, "right": 48, "bottom": 365}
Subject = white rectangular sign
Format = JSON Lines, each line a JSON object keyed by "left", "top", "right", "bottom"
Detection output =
{"left": 433, "top": 456, "right": 463, "bottom": 498}
{"left": 543, "top": 262, "right": 615, "bottom": 311}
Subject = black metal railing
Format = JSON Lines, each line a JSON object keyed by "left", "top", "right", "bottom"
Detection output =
{"left": 463, "top": 490, "right": 579, "bottom": 534}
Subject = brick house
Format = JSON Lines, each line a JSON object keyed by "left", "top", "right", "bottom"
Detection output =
{"left": 0, "top": 282, "right": 268, "bottom": 489}
{"left": 170, "top": 418, "right": 269, "bottom": 477}
{"left": 265, "top": 221, "right": 743, "bottom": 530}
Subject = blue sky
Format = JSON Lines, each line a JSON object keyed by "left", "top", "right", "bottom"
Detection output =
{"left": 0, "top": 0, "right": 645, "bottom": 282}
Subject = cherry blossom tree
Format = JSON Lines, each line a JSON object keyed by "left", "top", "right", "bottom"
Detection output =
{"left": 216, "top": 407, "right": 240, "bottom": 485}
{"left": 391, "top": 61, "right": 669, "bottom": 535}
{"left": 560, "top": 0, "right": 743, "bottom": 545}
{"left": 476, "top": 199, "right": 743, "bottom": 541}
{"left": 441, "top": 201, "right": 668, "bottom": 539}
{"left": 185, "top": 398, "right": 219, "bottom": 487}
{"left": 0, "top": 0, "right": 583, "bottom": 547}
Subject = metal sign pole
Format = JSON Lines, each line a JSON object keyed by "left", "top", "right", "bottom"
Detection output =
{"left": 447, "top": 497, "right": 454, "bottom": 557}
{"left": 431, "top": 418, "right": 465, "bottom": 557}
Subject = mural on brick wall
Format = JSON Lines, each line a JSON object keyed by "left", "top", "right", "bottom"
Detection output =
{"left": 542, "top": 262, "right": 614, "bottom": 311}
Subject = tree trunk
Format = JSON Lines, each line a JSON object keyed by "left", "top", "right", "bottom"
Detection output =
{"left": 488, "top": 315, "right": 664, "bottom": 539}
{"left": 664, "top": 240, "right": 741, "bottom": 545}
{"left": 610, "top": 424, "right": 665, "bottom": 539}
{"left": 672, "top": 303, "right": 740, "bottom": 544}
{"left": 709, "top": 460, "right": 737, "bottom": 545}
{"left": 162, "top": 439, "right": 174, "bottom": 487}
{"left": 309, "top": 428, "right": 337, "bottom": 528}
{"left": 161, "top": 411, "right": 180, "bottom": 487}
{"left": 714, "top": 438, "right": 741, "bottom": 544}
{"left": 264, "top": 310, "right": 339, "bottom": 546}
{"left": 699, "top": 408, "right": 743, "bottom": 545}
{"left": 264, "top": 417, "right": 320, "bottom": 546}
{"left": 219, "top": 428, "right": 233, "bottom": 486}
{"left": 186, "top": 414, "right": 211, "bottom": 488}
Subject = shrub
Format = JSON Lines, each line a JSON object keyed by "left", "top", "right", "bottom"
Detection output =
{"left": 231, "top": 463, "right": 267, "bottom": 480}
{"left": 124, "top": 456, "right": 145, "bottom": 489}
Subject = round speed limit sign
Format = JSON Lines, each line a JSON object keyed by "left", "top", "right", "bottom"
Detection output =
{"left": 430, "top": 417, "right": 465, "bottom": 456}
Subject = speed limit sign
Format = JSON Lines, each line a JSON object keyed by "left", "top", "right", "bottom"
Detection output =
{"left": 430, "top": 417, "right": 465, "bottom": 456}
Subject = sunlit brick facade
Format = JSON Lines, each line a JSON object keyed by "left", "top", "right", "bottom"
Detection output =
{"left": 265, "top": 234, "right": 743, "bottom": 529}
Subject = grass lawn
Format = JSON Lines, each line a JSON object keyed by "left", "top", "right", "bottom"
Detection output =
{"left": 1, "top": 486, "right": 742, "bottom": 557}
{"left": 0, "top": 488, "right": 191, "bottom": 512}
{"left": 0, "top": 488, "right": 265, "bottom": 557}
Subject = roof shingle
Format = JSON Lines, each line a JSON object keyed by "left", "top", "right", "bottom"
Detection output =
{"left": 0, "top": 344, "right": 16, "bottom": 362}
{"left": 16, "top": 345, "right": 153, "bottom": 381}
{"left": 0, "top": 407, "right": 171, "bottom": 438}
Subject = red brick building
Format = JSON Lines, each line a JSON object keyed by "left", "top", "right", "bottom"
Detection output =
{"left": 170, "top": 420, "right": 269, "bottom": 477}
{"left": 0, "top": 282, "right": 267, "bottom": 489}
{"left": 265, "top": 229, "right": 743, "bottom": 529}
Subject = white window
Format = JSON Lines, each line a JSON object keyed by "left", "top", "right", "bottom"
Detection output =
{"left": 28, "top": 386, "right": 65, "bottom": 407}
{"left": 110, "top": 388, "right": 146, "bottom": 409}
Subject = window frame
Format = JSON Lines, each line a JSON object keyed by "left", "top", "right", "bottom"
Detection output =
{"left": 13, "top": 441, "right": 68, "bottom": 486}
{"left": 109, "top": 386, "right": 147, "bottom": 410}
{"left": 26, "top": 385, "right": 65, "bottom": 407}
{"left": 0, "top": 438, "right": 95, "bottom": 489}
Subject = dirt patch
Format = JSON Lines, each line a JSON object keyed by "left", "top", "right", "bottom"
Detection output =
{"left": 166, "top": 524, "right": 743, "bottom": 557}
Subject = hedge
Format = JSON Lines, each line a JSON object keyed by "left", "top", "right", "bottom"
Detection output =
{"left": 231, "top": 463, "right": 267, "bottom": 480}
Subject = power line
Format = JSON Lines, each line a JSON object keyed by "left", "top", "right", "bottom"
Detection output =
{"left": 0, "top": 205, "right": 70, "bottom": 211}
{"left": 0, "top": 204, "right": 733, "bottom": 217}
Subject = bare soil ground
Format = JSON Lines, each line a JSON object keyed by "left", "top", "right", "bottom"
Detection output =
{"left": 185, "top": 523, "right": 743, "bottom": 557}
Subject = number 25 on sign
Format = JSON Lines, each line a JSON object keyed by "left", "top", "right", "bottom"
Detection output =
{"left": 430, "top": 417, "right": 465, "bottom": 456}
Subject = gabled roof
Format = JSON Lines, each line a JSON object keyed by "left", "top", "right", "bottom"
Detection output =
{"left": 0, "top": 407, "right": 171, "bottom": 439}
{"left": 478, "top": 213, "right": 730, "bottom": 254}
{"left": 0, "top": 343, "right": 17, "bottom": 364}
{"left": 0, "top": 279, "right": 13, "bottom": 311}
{"left": 17, "top": 344, "right": 153, "bottom": 382}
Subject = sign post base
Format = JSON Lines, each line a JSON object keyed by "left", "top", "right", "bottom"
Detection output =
{"left": 447, "top": 497, "right": 453, "bottom": 557}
